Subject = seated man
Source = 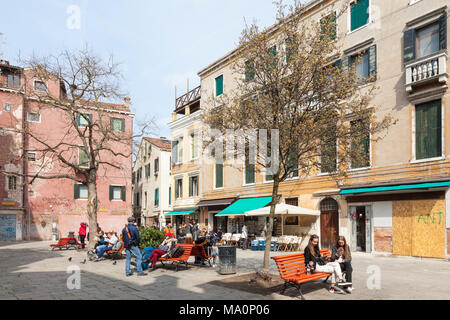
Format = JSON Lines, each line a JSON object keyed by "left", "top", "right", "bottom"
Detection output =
{"left": 94, "top": 232, "right": 119, "bottom": 261}
{"left": 211, "top": 229, "right": 223, "bottom": 245}
{"left": 141, "top": 247, "right": 155, "bottom": 270}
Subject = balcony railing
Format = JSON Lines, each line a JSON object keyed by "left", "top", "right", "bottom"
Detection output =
{"left": 175, "top": 85, "right": 201, "bottom": 110}
{"left": 406, "top": 51, "right": 447, "bottom": 93}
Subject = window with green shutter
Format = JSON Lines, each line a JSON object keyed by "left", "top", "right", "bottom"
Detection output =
{"left": 169, "top": 187, "right": 171, "bottom": 205}
{"left": 145, "top": 164, "right": 150, "bottom": 177}
{"left": 110, "top": 186, "right": 125, "bottom": 201}
{"left": 350, "top": 119, "right": 371, "bottom": 169}
{"left": 215, "top": 163, "right": 224, "bottom": 189}
{"left": 245, "top": 152, "right": 255, "bottom": 185}
{"left": 74, "top": 184, "right": 80, "bottom": 199}
{"left": 154, "top": 188, "right": 159, "bottom": 206}
{"left": 288, "top": 151, "right": 299, "bottom": 178}
{"left": 111, "top": 117, "right": 125, "bottom": 132}
{"left": 189, "top": 176, "right": 198, "bottom": 197}
{"left": 320, "top": 13, "right": 337, "bottom": 41}
{"left": 416, "top": 100, "right": 442, "bottom": 160}
{"left": 121, "top": 186, "right": 126, "bottom": 201}
{"left": 245, "top": 60, "right": 255, "bottom": 81}
{"left": 350, "top": 0, "right": 369, "bottom": 32}
{"left": 321, "top": 125, "right": 337, "bottom": 173}
{"left": 79, "top": 147, "right": 90, "bottom": 168}
{"left": 215, "top": 75, "right": 223, "bottom": 96}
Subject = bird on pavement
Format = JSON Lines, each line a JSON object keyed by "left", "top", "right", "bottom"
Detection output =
{"left": 68, "top": 257, "right": 72, "bottom": 262}
{"left": 81, "top": 259, "right": 86, "bottom": 264}
{"left": 113, "top": 261, "right": 117, "bottom": 265}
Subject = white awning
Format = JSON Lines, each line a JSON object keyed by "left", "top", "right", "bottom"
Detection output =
{"left": 245, "top": 203, "right": 320, "bottom": 217}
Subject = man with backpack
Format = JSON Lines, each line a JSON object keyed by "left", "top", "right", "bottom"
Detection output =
{"left": 122, "top": 217, "right": 147, "bottom": 277}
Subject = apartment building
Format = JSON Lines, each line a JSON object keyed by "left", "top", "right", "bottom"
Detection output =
{"left": 167, "top": 86, "right": 203, "bottom": 227}
{"left": 196, "top": 0, "right": 449, "bottom": 259}
{"left": 132, "top": 137, "right": 172, "bottom": 228}
{"left": 0, "top": 60, "right": 133, "bottom": 241}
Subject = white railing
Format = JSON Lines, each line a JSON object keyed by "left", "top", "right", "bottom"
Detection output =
{"left": 405, "top": 51, "right": 447, "bottom": 93}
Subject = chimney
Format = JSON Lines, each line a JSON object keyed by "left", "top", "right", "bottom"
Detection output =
{"left": 124, "top": 97, "right": 131, "bottom": 108}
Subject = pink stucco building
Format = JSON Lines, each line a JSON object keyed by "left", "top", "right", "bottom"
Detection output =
{"left": 0, "top": 59, "right": 133, "bottom": 240}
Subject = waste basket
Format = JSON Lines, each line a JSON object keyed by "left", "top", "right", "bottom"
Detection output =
{"left": 218, "top": 245, "right": 236, "bottom": 275}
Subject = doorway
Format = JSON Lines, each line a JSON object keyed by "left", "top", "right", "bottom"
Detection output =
{"left": 349, "top": 205, "right": 372, "bottom": 253}
{"left": 320, "top": 198, "right": 339, "bottom": 249}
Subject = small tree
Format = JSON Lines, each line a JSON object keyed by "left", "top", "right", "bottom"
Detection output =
{"left": 203, "top": 1, "right": 395, "bottom": 277}
{"left": 9, "top": 48, "right": 154, "bottom": 249}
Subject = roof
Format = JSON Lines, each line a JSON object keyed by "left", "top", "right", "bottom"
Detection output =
{"left": 143, "top": 137, "right": 172, "bottom": 151}
{"left": 77, "top": 99, "right": 131, "bottom": 113}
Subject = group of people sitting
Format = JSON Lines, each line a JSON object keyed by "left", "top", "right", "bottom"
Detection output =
{"left": 304, "top": 235, "right": 353, "bottom": 294}
{"left": 172, "top": 222, "right": 223, "bottom": 245}
{"left": 87, "top": 228, "right": 123, "bottom": 262}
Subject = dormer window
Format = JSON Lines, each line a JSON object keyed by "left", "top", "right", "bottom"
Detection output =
{"left": 34, "top": 81, "right": 46, "bottom": 92}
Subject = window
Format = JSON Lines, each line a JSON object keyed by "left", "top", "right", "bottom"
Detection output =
{"left": 145, "top": 164, "right": 150, "bottom": 178}
{"left": 404, "top": 14, "right": 447, "bottom": 63}
{"left": 109, "top": 186, "right": 126, "bottom": 201}
{"left": 285, "top": 198, "right": 299, "bottom": 207}
{"left": 7, "top": 176, "right": 17, "bottom": 190}
{"left": 132, "top": 172, "right": 136, "bottom": 184}
{"left": 350, "top": 0, "right": 369, "bottom": 32}
{"left": 27, "top": 112, "right": 41, "bottom": 122}
{"left": 189, "top": 176, "right": 199, "bottom": 197}
{"left": 144, "top": 192, "right": 148, "bottom": 209}
{"left": 285, "top": 38, "right": 297, "bottom": 63}
{"left": 287, "top": 151, "right": 299, "bottom": 178}
{"left": 27, "top": 152, "right": 36, "bottom": 162}
{"left": 215, "top": 162, "right": 224, "bottom": 189}
{"left": 350, "top": 119, "right": 370, "bottom": 169}
{"left": 4, "top": 103, "right": 10, "bottom": 112}
{"left": 137, "top": 167, "right": 143, "bottom": 182}
{"left": 7, "top": 74, "right": 20, "bottom": 88}
{"left": 416, "top": 100, "right": 442, "bottom": 160}
{"left": 154, "top": 158, "right": 159, "bottom": 174}
{"left": 34, "top": 81, "right": 46, "bottom": 92}
{"left": 111, "top": 117, "right": 125, "bottom": 132}
{"left": 77, "top": 113, "right": 92, "bottom": 127}
{"left": 245, "top": 60, "right": 255, "bottom": 81}
{"left": 74, "top": 184, "right": 88, "bottom": 199}
{"left": 321, "top": 12, "right": 337, "bottom": 40}
{"left": 416, "top": 23, "right": 440, "bottom": 58}
{"left": 215, "top": 75, "right": 223, "bottom": 97}
{"left": 191, "top": 132, "right": 199, "bottom": 159}
{"left": 172, "top": 138, "right": 183, "bottom": 164}
{"left": 154, "top": 188, "right": 159, "bottom": 207}
{"left": 79, "top": 147, "right": 90, "bottom": 168}
{"left": 175, "top": 178, "right": 183, "bottom": 199}
{"left": 245, "top": 157, "right": 255, "bottom": 185}
{"left": 348, "top": 45, "right": 377, "bottom": 82}
{"left": 321, "top": 125, "right": 337, "bottom": 173}
{"left": 169, "top": 187, "right": 172, "bottom": 205}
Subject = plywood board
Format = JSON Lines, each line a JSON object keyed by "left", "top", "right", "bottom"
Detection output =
{"left": 392, "top": 201, "right": 413, "bottom": 256}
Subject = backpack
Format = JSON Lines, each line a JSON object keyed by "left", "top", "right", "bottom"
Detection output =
{"left": 167, "top": 245, "right": 185, "bottom": 259}
{"left": 111, "top": 240, "right": 123, "bottom": 251}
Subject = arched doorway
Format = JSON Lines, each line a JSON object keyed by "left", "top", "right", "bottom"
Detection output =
{"left": 320, "top": 198, "right": 339, "bottom": 249}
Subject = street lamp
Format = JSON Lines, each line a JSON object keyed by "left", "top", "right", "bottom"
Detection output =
{"left": 50, "top": 204, "right": 57, "bottom": 241}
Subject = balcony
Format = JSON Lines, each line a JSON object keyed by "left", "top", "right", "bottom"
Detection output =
{"left": 173, "top": 86, "right": 201, "bottom": 118}
{"left": 405, "top": 51, "right": 447, "bottom": 93}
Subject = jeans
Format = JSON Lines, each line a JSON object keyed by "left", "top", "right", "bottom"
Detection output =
{"left": 340, "top": 261, "right": 353, "bottom": 283}
{"left": 96, "top": 245, "right": 112, "bottom": 258}
{"left": 211, "top": 247, "right": 218, "bottom": 265}
{"left": 315, "top": 261, "right": 343, "bottom": 284}
{"left": 125, "top": 246, "right": 143, "bottom": 275}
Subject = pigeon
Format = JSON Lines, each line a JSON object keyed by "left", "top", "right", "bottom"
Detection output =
{"left": 113, "top": 261, "right": 117, "bottom": 265}
{"left": 68, "top": 257, "right": 72, "bottom": 262}
{"left": 81, "top": 259, "right": 86, "bottom": 264}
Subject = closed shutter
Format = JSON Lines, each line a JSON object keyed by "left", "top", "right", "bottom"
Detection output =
{"left": 215, "top": 75, "right": 223, "bottom": 96}
{"left": 109, "top": 185, "right": 113, "bottom": 200}
{"left": 351, "top": 0, "right": 369, "bottom": 31}
{"left": 439, "top": 12, "right": 447, "bottom": 50}
{"left": 368, "top": 44, "right": 377, "bottom": 80}
{"left": 169, "top": 187, "right": 171, "bottom": 205}
{"left": 245, "top": 163, "right": 255, "bottom": 184}
{"left": 121, "top": 186, "right": 126, "bottom": 201}
{"left": 416, "top": 100, "right": 442, "bottom": 160}
{"left": 404, "top": 29, "right": 416, "bottom": 63}
{"left": 155, "top": 189, "right": 159, "bottom": 206}
{"left": 74, "top": 184, "right": 80, "bottom": 199}
{"left": 245, "top": 60, "right": 255, "bottom": 81}
{"left": 215, "top": 163, "right": 223, "bottom": 188}
{"left": 189, "top": 177, "right": 193, "bottom": 197}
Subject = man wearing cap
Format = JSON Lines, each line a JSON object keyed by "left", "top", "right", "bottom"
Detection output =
{"left": 122, "top": 217, "right": 146, "bottom": 277}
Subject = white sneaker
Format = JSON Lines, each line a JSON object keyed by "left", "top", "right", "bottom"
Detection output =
{"left": 346, "top": 287, "right": 353, "bottom": 293}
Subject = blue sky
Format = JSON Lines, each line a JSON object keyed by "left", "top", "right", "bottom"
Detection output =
{"left": 3, "top": 0, "right": 279, "bottom": 137}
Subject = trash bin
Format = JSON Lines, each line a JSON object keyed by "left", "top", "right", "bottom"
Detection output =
{"left": 218, "top": 245, "right": 237, "bottom": 275}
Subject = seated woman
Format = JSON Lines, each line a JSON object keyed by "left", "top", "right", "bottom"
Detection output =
{"left": 94, "top": 231, "right": 106, "bottom": 250}
{"left": 211, "top": 229, "right": 222, "bottom": 245}
{"left": 147, "top": 237, "right": 177, "bottom": 269}
{"left": 304, "top": 235, "right": 351, "bottom": 294}
{"left": 94, "top": 232, "right": 119, "bottom": 261}
{"left": 331, "top": 236, "right": 353, "bottom": 293}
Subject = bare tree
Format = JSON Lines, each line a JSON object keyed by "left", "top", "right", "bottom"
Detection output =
{"left": 203, "top": 1, "right": 395, "bottom": 277}
{"left": 6, "top": 48, "right": 155, "bottom": 248}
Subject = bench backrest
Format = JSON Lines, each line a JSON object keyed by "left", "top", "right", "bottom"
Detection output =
{"left": 178, "top": 244, "right": 194, "bottom": 260}
{"left": 271, "top": 249, "right": 331, "bottom": 280}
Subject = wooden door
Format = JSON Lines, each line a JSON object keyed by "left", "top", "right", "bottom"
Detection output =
{"left": 320, "top": 210, "right": 339, "bottom": 249}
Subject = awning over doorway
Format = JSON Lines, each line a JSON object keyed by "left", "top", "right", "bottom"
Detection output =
{"left": 215, "top": 196, "right": 272, "bottom": 217}
{"left": 245, "top": 203, "right": 320, "bottom": 216}
{"left": 196, "top": 198, "right": 236, "bottom": 207}
{"left": 340, "top": 181, "right": 450, "bottom": 195}
{"left": 165, "top": 210, "right": 196, "bottom": 216}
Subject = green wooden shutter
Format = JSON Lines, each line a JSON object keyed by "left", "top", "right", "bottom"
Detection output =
{"left": 121, "top": 186, "right": 126, "bottom": 201}
{"left": 342, "top": 56, "right": 349, "bottom": 73}
{"left": 109, "top": 185, "right": 113, "bottom": 200}
{"left": 154, "top": 188, "right": 159, "bottom": 206}
{"left": 416, "top": 100, "right": 442, "bottom": 160}
{"left": 74, "top": 184, "right": 80, "bottom": 199}
{"left": 368, "top": 44, "right": 377, "bottom": 80}
{"left": 169, "top": 187, "right": 171, "bottom": 205}
{"left": 189, "top": 177, "right": 193, "bottom": 197}
{"left": 215, "top": 163, "right": 223, "bottom": 188}
{"left": 320, "top": 13, "right": 336, "bottom": 41}
{"left": 404, "top": 29, "right": 416, "bottom": 63}
{"left": 245, "top": 162, "right": 255, "bottom": 184}
{"left": 351, "top": 0, "right": 369, "bottom": 31}
{"left": 439, "top": 13, "right": 447, "bottom": 50}
{"left": 245, "top": 60, "right": 255, "bottom": 81}
{"left": 215, "top": 75, "right": 223, "bottom": 96}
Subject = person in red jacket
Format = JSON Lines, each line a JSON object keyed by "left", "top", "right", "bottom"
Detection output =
{"left": 78, "top": 223, "right": 87, "bottom": 249}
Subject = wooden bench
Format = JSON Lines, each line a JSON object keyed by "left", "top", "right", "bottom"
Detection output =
{"left": 50, "top": 238, "right": 86, "bottom": 250}
{"left": 159, "top": 244, "right": 194, "bottom": 272}
{"left": 105, "top": 241, "right": 125, "bottom": 260}
{"left": 191, "top": 244, "right": 214, "bottom": 267}
{"left": 271, "top": 249, "right": 331, "bottom": 300}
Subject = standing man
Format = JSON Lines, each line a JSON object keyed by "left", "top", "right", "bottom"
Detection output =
{"left": 241, "top": 223, "right": 248, "bottom": 250}
{"left": 122, "top": 217, "right": 146, "bottom": 277}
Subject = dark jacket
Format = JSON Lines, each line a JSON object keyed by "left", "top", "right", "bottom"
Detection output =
{"left": 304, "top": 246, "right": 322, "bottom": 269}
{"left": 331, "top": 245, "right": 352, "bottom": 263}
{"left": 122, "top": 224, "right": 140, "bottom": 249}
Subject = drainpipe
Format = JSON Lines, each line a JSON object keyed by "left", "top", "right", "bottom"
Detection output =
{"left": 21, "top": 79, "right": 30, "bottom": 241}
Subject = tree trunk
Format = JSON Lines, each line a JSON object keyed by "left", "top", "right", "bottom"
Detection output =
{"left": 259, "top": 177, "right": 280, "bottom": 279}
{"left": 86, "top": 169, "right": 99, "bottom": 251}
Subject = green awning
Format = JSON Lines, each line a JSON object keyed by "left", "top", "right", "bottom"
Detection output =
{"left": 215, "top": 197, "right": 273, "bottom": 217}
{"left": 165, "top": 210, "right": 196, "bottom": 216}
{"left": 340, "top": 181, "right": 450, "bottom": 195}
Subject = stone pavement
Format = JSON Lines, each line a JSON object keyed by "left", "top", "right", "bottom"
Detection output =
{"left": 0, "top": 241, "right": 449, "bottom": 300}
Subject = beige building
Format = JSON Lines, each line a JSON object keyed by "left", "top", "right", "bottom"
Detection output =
{"left": 194, "top": 0, "right": 449, "bottom": 259}
{"left": 132, "top": 137, "right": 172, "bottom": 228}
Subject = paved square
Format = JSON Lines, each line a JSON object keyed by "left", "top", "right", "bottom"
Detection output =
{"left": 0, "top": 241, "right": 449, "bottom": 300}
